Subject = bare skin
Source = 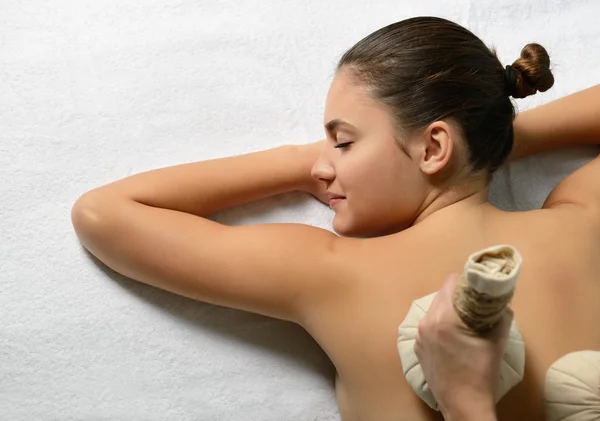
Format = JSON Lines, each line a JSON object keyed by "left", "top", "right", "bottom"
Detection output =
{"left": 71, "top": 77, "right": 600, "bottom": 421}
{"left": 316, "top": 202, "right": 600, "bottom": 421}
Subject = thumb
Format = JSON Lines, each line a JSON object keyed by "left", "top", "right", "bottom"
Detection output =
{"left": 490, "top": 306, "right": 514, "bottom": 345}
{"left": 438, "top": 273, "right": 461, "bottom": 300}
{"left": 428, "top": 273, "right": 461, "bottom": 313}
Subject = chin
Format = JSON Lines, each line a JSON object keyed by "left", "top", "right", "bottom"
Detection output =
{"left": 332, "top": 217, "right": 383, "bottom": 238}
{"left": 333, "top": 215, "right": 407, "bottom": 238}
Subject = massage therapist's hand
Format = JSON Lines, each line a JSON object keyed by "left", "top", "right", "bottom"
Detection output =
{"left": 414, "top": 274, "right": 513, "bottom": 421}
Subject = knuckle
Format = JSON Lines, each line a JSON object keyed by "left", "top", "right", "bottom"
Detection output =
{"left": 417, "top": 320, "right": 427, "bottom": 337}
{"left": 414, "top": 339, "right": 422, "bottom": 356}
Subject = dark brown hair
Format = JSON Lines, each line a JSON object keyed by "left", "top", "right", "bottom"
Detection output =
{"left": 338, "top": 16, "right": 554, "bottom": 173}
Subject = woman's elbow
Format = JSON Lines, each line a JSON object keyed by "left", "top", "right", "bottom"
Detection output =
{"left": 71, "top": 190, "right": 114, "bottom": 240}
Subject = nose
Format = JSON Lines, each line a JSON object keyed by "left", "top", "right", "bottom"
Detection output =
{"left": 310, "top": 151, "right": 335, "bottom": 184}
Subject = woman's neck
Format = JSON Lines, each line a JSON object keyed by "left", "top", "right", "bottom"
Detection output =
{"left": 412, "top": 178, "right": 490, "bottom": 227}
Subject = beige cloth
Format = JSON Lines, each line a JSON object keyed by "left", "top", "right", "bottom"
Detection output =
{"left": 397, "top": 245, "right": 525, "bottom": 411}
{"left": 545, "top": 350, "right": 600, "bottom": 421}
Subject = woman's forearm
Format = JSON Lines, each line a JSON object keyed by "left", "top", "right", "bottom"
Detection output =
{"left": 88, "top": 144, "right": 315, "bottom": 216}
{"left": 510, "top": 84, "right": 600, "bottom": 160}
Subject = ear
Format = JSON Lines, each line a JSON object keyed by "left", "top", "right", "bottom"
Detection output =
{"left": 419, "top": 121, "right": 454, "bottom": 175}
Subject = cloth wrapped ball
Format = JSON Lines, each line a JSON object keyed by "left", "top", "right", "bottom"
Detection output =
{"left": 397, "top": 245, "right": 525, "bottom": 410}
{"left": 545, "top": 350, "right": 600, "bottom": 421}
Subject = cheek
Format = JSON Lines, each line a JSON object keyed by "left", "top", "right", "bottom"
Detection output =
{"left": 334, "top": 156, "right": 366, "bottom": 193}
{"left": 389, "top": 162, "right": 426, "bottom": 213}
{"left": 339, "top": 150, "right": 406, "bottom": 204}
{"left": 346, "top": 156, "right": 424, "bottom": 233}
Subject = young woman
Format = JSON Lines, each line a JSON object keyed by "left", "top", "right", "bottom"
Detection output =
{"left": 71, "top": 16, "right": 600, "bottom": 421}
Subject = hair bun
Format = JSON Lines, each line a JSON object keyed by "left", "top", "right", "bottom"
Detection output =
{"left": 510, "top": 43, "right": 554, "bottom": 98}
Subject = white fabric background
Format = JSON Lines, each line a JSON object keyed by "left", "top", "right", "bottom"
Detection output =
{"left": 2, "top": 1, "right": 599, "bottom": 420}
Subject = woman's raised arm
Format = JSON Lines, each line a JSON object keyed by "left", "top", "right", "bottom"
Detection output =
{"left": 71, "top": 142, "right": 357, "bottom": 325}
{"left": 511, "top": 85, "right": 600, "bottom": 216}
{"left": 511, "top": 84, "right": 600, "bottom": 160}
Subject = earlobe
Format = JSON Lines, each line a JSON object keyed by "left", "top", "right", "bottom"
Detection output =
{"left": 420, "top": 122, "right": 453, "bottom": 176}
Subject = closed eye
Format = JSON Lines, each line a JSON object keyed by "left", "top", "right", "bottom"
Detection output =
{"left": 334, "top": 142, "right": 352, "bottom": 149}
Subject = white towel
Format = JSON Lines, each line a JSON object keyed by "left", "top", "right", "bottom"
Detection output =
{"left": 2, "top": 0, "right": 599, "bottom": 420}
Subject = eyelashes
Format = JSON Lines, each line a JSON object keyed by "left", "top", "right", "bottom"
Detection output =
{"left": 334, "top": 142, "right": 352, "bottom": 149}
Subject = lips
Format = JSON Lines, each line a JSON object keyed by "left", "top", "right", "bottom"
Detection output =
{"left": 329, "top": 197, "right": 344, "bottom": 207}
{"left": 327, "top": 192, "right": 346, "bottom": 208}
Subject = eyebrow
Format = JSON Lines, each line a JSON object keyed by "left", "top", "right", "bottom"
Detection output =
{"left": 324, "top": 119, "right": 358, "bottom": 133}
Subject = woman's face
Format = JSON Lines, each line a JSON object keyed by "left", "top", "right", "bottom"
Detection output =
{"left": 311, "top": 68, "right": 431, "bottom": 238}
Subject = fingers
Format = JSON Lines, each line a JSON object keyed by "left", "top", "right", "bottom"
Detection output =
{"left": 414, "top": 333, "right": 422, "bottom": 359}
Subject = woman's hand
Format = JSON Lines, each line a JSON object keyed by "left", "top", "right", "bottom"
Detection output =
{"left": 295, "top": 140, "right": 329, "bottom": 204}
{"left": 414, "top": 274, "right": 513, "bottom": 421}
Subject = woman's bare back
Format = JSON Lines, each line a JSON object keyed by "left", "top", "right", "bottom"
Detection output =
{"left": 302, "top": 202, "right": 600, "bottom": 421}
